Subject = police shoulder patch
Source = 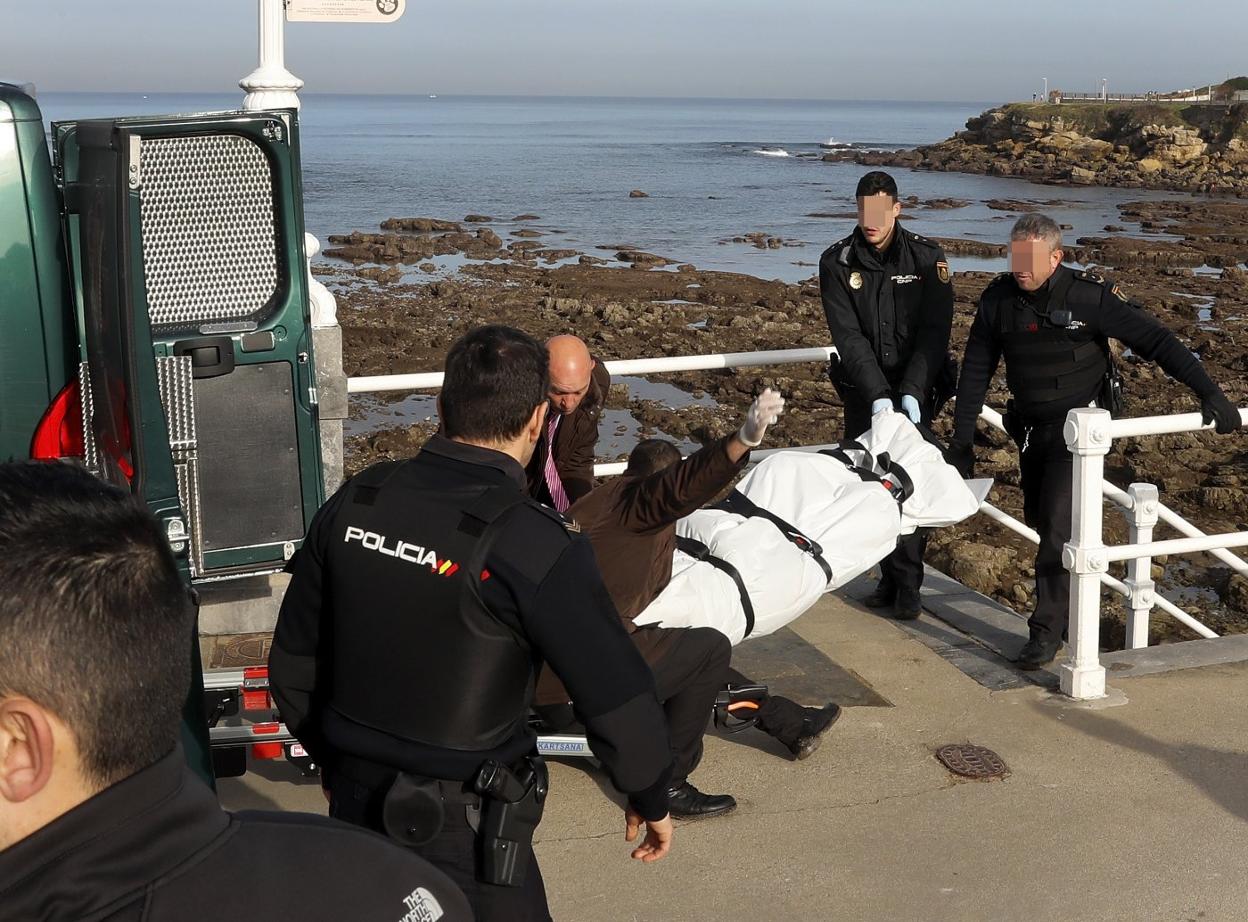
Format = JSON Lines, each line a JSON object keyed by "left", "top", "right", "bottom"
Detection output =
{"left": 1109, "top": 282, "right": 1129, "bottom": 302}
{"left": 936, "top": 261, "right": 951, "bottom": 284}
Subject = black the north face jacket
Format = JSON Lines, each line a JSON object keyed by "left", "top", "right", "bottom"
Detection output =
{"left": 0, "top": 747, "right": 473, "bottom": 922}
{"left": 819, "top": 223, "right": 954, "bottom": 405}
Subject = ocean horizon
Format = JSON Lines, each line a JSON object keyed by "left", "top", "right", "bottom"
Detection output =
{"left": 33, "top": 92, "right": 1181, "bottom": 281}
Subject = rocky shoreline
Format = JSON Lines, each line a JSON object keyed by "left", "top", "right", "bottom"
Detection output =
{"left": 824, "top": 102, "right": 1248, "bottom": 196}
{"left": 325, "top": 200, "right": 1248, "bottom": 646}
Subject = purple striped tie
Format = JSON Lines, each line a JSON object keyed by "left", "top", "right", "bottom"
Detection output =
{"left": 544, "top": 413, "right": 570, "bottom": 513}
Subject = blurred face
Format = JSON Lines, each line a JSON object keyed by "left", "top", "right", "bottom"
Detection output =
{"left": 857, "top": 193, "right": 901, "bottom": 249}
{"left": 549, "top": 368, "right": 592, "bottom": 415}
{"left": 1010, "top": 238, "right": 1063, "bottom": 292}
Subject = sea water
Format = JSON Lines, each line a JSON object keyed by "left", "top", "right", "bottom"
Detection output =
{"left": 36, "top": 92, "right": 1181, "bottom": 282}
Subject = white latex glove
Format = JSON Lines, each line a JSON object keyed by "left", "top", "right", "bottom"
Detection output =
{"left": 738, "top": 388, "right": 786, "bottom": 447}
{"left": 871, "top": 398, "right": 892, "bottom": 416}
{"left": 900, "top": 394, "right": 921, "bottom": 424}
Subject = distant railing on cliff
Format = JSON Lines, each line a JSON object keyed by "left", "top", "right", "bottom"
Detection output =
{"left": 345, "top": 346, "right": 1247, "bottom": 701}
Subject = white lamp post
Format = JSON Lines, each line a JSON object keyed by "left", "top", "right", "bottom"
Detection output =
{"left": 240, "top": 0, "right": 303, "bottom": 111}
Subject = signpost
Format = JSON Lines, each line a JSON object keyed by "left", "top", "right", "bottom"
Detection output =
{"left": 286, "top": 0, "right": 406, "bottom": 23}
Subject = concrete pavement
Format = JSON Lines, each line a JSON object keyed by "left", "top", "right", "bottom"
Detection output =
{"left": 219, "top": 591, "right": 1248, "bottom": 921}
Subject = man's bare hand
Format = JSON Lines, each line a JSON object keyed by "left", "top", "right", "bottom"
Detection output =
{"left": 625, "top": 809, "right": 673, "bottom": 862}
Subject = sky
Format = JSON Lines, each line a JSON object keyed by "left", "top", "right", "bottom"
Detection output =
{"left": 1, "top": 0, "right": 1244, "bottom": 101}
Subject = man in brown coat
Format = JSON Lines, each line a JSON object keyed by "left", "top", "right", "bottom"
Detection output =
{"left": 525, "top": 334, "right": 610, "bottom": 512}
{"left": 538, "top": 390, "right": 840, "bottom": 818}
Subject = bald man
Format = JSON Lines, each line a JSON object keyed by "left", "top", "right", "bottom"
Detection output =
{"left": 525, "top": 334, "right": 611, "bottom": 512}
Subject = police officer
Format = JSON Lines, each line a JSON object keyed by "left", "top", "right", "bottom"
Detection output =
{"left": 270, "top": 325, "right": 675, "bottom": 922}
{"left": 0, "top": 461, "right": 472, "bottom": 922}
{"left": 948, "top": 214, "right": 1241, "bottom": 669}
{"left": 819, "top": 170, "right": 955, "bottom": 620}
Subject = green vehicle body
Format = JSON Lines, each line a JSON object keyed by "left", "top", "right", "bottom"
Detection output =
{"left": 0, "top": 83, "right": 326, "bottom": 785}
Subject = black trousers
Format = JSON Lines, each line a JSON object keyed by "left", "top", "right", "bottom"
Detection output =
{"left": 650, "top": 626, "right": 732, "bottom": 783}
{"left": 327, "top": 769, "right": 551, "bottom": 922}
{"left": 725, "top": 667, "right": 813, "bottom": 748}
{"left": 1019, "top": 420, "right": 1075, "bottom": 644}
{"left": 843, "top": 392, "right": 930, "bottom": 599}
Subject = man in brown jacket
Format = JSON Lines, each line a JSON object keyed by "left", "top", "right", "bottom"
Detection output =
{"left": 525, "top": 334, "right": 610, "bottom": 512}
{"left": 538, "top": 390, "right": 840, "bottom": 818}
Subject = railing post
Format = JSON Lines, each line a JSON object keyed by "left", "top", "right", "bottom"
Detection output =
{"left": 1122, "top": 483, "right": 1159, "bottom": 649}
{"left": 1060, "top": 408, "right": 1112, "bottom": 699}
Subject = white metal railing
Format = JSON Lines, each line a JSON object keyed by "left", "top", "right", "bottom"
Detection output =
{"left": 347, "top": 347, "right": 836, "bottom": 394}
{"left": 1061, "top": 407, "right": 1248, "bottom": 699}
{"left": 345, "top": 347, "right": 1248, "bottom": 700}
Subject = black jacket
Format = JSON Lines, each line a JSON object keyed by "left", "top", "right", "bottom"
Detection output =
{"left": 0, "top": 747, "right": 472, "bottom": 922}
{"left": 819, "top": 223, "right": 954, "bottom": 404}
{"left": 271, "top": 435, "right": 673, "bottom": 821}
{"left": 952, "top": 266, "right": 1220, "bottom": 443}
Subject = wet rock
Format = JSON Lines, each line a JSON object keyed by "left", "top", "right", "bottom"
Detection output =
{"left": 464, "top": 214, "right": 494, "bottom": 222}
{"left": 380, "top": 217, "right": 462, "bottom": 233}
{"left": 513, "top": 213, "right": 542, "bottom": 221}
{"left": 629, "top": 190, "right": 650, "bottom": 198}
{"left": 512, "top": 229, "right": 545, "bottom": 238}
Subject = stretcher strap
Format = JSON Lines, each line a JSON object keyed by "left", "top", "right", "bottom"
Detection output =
{"left": 818, "top": 447, "right": 915, "bottom": 504}
{"left": 714, "top": 490, "right": 833, "bottom": 585}
{"left": 676, "top": 535, "right": 757, "bottom": 638}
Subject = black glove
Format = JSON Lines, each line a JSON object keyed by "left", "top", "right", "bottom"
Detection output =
{"left": 1201, "top": 391, "right": 1241, "bottom": 435}
{"left": 943, "top": 441, "right": 975, "bottom": 479}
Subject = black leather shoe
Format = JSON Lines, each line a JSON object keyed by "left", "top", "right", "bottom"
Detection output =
{"left": 666, "top": 782, "right": 737, "bottom": 819}
{"left": 892, "top": 593, "right": 922, "bottom": 621}
{"left": 1016, "top": 637, "right": 1061, "bottom": 670}
{"left": 862, "top": 583, "right": 896, "bottom": 609}
{"left": 788, "top": 703, "right": 842, "bottom": 761}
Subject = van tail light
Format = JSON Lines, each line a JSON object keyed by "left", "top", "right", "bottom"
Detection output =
{"left": 30, "top": 380, "right": 86, "bottom": 461}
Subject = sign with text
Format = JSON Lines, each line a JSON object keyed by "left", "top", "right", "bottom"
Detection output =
{"left": 286, "top": 0, "right": 406, "bottom": 23}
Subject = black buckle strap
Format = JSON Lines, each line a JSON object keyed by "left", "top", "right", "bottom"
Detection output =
{"left": 714, "top": 490, "right": 833, "bottom": 585}
{"left": 818, "top": 445, "right": 915, "bottom": 504}
{"left": 676, "top": 535, "right": 757, "bottom": 638}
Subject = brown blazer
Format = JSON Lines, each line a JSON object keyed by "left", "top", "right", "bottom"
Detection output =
{"left": 525, "top": 360, "right": 610, "bottom": 506}
{"left": 535, "top": 436, "right": 745, "bottom": 705}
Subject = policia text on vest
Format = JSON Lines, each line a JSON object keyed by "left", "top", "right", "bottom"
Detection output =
{"left": 270, "top": 325, "right": 674, "bottom": 922}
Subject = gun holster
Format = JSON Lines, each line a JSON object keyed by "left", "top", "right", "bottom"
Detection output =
{"left": 474, "top": 756, "right": 549, "bottom": 887}
{"left": 382, "top": 772, "right": 446, "bottom": 847}
{"left": 1100, "top": 360, "right": 1125, "bottom": 417}
{"left": 713, "top": 683, "right": 769, "bottom": 733}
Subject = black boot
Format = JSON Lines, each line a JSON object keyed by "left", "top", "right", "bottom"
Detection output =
{"left": 666, "top": 781, "right": 737, "bottom": 819}
{"left": 1016, "top": 637, "right": 1061, "bottom": 670}
{"left": 862, "top": 580, "right": 897, "bottom": 609}
{"left": 892, "top": 589, "right": 922, "bottom": 621}
{"left": 756, "top": 697, "right": 843, "bottom": 761}
{"left": 787, "top": 702, "right": 842, "bottom": 761}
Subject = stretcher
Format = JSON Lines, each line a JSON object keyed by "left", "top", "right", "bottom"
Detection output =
{"left": 633, "top": 412, "right": 989, "bottom": 644}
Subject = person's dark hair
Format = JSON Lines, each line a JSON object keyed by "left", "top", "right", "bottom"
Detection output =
{"left": 626, "top": 439, "right": 683, "bottom": 478}
{"left": 440, "top": 325, "right": 549, "bottom": 442}
{"left": 0, "top": 462, "right": 191, "bottom": 786}
{"left": 855, "top": 171, "right": 898, "bottom": 200}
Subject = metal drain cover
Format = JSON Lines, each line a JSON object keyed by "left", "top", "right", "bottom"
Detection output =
{"left": 935, "top": 744, "right": 1008, "bottom": 780}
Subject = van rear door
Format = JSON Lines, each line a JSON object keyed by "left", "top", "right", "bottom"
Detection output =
{"left": 54, "top": 110, "right": 324, "bottom": 580}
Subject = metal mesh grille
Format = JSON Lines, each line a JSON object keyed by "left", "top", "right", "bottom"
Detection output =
{"left": 139, "top": 135, "right": 280, "bottom": 332}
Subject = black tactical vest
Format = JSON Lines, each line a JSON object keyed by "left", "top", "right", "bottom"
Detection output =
{"left": 324, "top": 461, "right": 537, "bottom": 752}
{"left": 994, "top": 270, "right": 1109, "bottom": 422}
